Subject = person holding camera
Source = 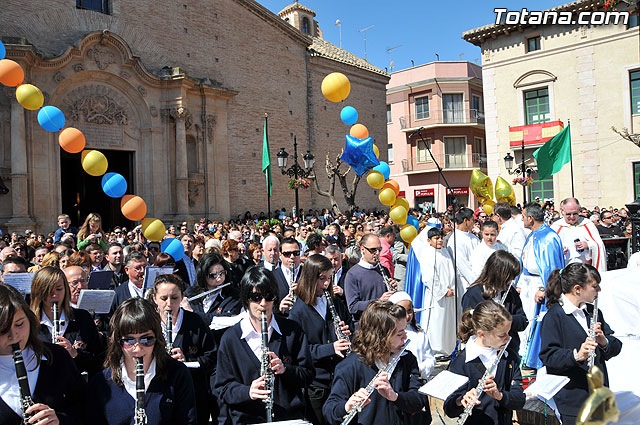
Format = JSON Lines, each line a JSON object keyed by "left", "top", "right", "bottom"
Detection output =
{"left": 77, "top": 213, "right": 108, "bottom": 252}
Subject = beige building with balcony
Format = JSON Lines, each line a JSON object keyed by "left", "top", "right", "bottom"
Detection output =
{"left": 463, "top": 0, "right": 640, "bottom": 207}
{"left": 386, "top": 61, "right": 486, "bottom": 211}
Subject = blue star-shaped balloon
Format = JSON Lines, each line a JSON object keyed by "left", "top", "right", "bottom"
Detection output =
{"left": 340, "top": 135, "right": 380, "bottom": 176}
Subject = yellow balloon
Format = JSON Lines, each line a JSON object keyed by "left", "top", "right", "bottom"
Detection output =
{"left": 389, "top": 205, "right": 407, "bottom": 225}
{"left": 15, "top": 84, "right": 44, "bottom": 110}
{"left": 81, "top": 150, "right": 108, "bottom": 176}
{"left": 482, "top": 200, "right": 495, "bottom": 216}
{"left": 470, "top": 169, "right": 494, "bottom": 202}
{"left": 373, "top": 144, "right": 380, "bottom": 158}
{"left": 400, "top": 224, "right": 418, "bottom": 243}
{"left": 366, "top": 170, "right": 385, "bottom": 189}
{"left": 141, "top": 218, "right": 166, "bottom": 242}
{"left": 321, "top": 72, "right": 351, "bottom": 102}
{"left": 495, "top": 176, "right": 516, "bottom": 205}
{"left": 506, "top": 191, "right": 516, "bottom": 206}
{"left": 378, "top": 188, "right": 397, "bottom": 206}
{"left": 393, "top": 197, "right": 410, "bottom": 212}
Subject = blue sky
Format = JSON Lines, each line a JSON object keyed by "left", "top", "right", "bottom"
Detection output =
{"left": 259, "top": 0, "right": 565, "bottom": 72}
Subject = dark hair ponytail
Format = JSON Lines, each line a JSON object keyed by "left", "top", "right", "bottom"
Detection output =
{"left": 458, "top": 300, "right": 511, "bottom": 343}
{"left": 545, "top": 263, "right": 600, "bottom": 308}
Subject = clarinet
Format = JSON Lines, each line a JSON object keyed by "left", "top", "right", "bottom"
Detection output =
{"left": 287, "top": 263, "right": 297, "bottom": 310}
{"left": 341, "top": 339, "right": 411, "bottom": 425}
{"left": 456, "top": 337, "right": 512, "bottom": 425}
{"left": 588, "top": 297, "right": 599, "bottom": 369}
{"left": 52, "top": 302, "right": 60, "bottom": 344}
{"left": 260, "top": 311, "right": 275, "bottom": 422}
{"left": 324, "top": 288, "right": 351, "bottom": 355}
{"left": 12, "top": 343, "right": 34, "bottom": 424}
{"left": 165, "top": 311, "right": 173, "bottom": 354}
{"left": 376, "top": 261, "right": 395, "bottom": 292}
{"left": 134, "top": 357, "right": 147, "bottom": 425}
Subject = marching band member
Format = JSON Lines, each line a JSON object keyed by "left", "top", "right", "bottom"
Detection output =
{"left": 214, "top": 266, "right": 314, "bottom": 424}
{"left": 86, "top": 297, "right": 197, "bottom": 424}
{"left": 288, "top": 254, "right": 352, "bottom": 425}
{"left": 30, "top": 266, "right": 106, "bottom": 377}
{"left": 539, "top": 263, "right": 622, "bottom": 425}
{"left": 0, "top": 284, "right": 86, "bottom": 425}
{"left": 323, "top": 300, "right": 429, "bottom": 425}
{"left": 444, "top": 300, "right": 525, "bottom": 424}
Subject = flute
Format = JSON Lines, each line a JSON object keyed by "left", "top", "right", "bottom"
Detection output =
{"left": 376, "top": 261, "right": 395, "bottom": 292}
{"left": 588, "top": 297, "right": 599, "bottom": 369}
{"left": 456, "top": 337, "right": 512, "bottom": 425}
{"left": 52, "top": 302, "right": 60, "bottom": 344}
{"left": 341, "top": 339, "right": 411, "bottom": 425}
{"left": 260, "top": 311, "right": 275, "bottom": 422}
{"left": 134, "top": 357, "right": 147, "bottom": 425}
{"left": 499, "top": 280, "right": 515, "bottom": 306}
{"left": 12, "top": 343, "right": 34, "bottom": 424}
{"left": 187, "top": 282, "right": 232, "bottom": 302}
{"left": 324, "top": 287, "right": 351, "bottom": 355}
{"left": 287, "top": 263, "right": 297, "bottom": 310}
{"left": 165, "top": 311, "right": 173, "bottom": 354}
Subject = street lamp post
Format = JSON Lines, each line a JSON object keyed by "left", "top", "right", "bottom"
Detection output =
{"left": 504, "top": 139, "right": 534, "bottom": 204}
{"left": 277, "top": 135, "right": 315, "bottom": 219}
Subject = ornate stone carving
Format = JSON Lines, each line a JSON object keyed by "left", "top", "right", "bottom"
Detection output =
{"left": 73, "top": 63, "right": 85, "bottom": 72}
{"left": 169, "top": 106, "right": 193, "bottom": 130}
{"left": 53, "top": 72, "right": 65, "bottom": 83}
{"left": 206, "top": 114, "right": 216, "bottom": 142}
{"left": 87, "top": 45, "right": 116, "bottom": 70}
{"left": 62, "top": 85, "right": 129, "bottom": 126}
{"left": 188, "top": 173, "right": 205, "bottom": 207}
{"left": 149, "top": 106, "right": 158, "bottom": 117}
{"left": 137, "top": 86, "right": 146, "bottom": 96}
{"left": 120, "top": 70, "right": 130, "bottom": 79}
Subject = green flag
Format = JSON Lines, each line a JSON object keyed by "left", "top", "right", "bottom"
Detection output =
{"left": 262, "top": 116, "right": 272, "bottom": 196}
{"left": 532, "top": 124, "right": 572, "bottom": 180}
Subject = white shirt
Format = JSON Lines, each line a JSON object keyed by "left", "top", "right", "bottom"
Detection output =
{"left": 121, "top": 358, "right": 157, "bottom": 401}
{"left": 282, "top": 264, "right": 301, "bottom": 283}
{"left": 497, "top": 218, "right": 527, "bottom": 259}
{"left": 333, "top": 267, "right": 343, "bottom": 286}
{"left": 560, "top": 294, "right": 589, "bottom": 334}
{"left": 465, "top": 335, "right": 504, "bottom": 370}
{"left": 313, "top": 296, "right": 327, "bottom": 319}
{"left": 203, "top": 291, "right": 221, "bottom": 313}
{"left": 161, "top": 309, "right": 184, "bottom": 344}
{"left": 128, "top": 281, "right": 144, "bottom": 299}
{"left": 0, "top": 347, "right": 41, "bottom": 417}
{"left": 240, "top": 314, "right": 282, "bottom": 361}
{"left": 357, "top": 259, "right": 376, "bottom": 270}
{"left": 470, "top": 241, "right": 509, "bottom": 281}
{"left": 40, "top": 309, "right": 69, "bottom": 339}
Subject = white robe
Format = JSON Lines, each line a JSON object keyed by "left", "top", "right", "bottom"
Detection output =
{"left": 470, "top": 241, "right": 509, "bottom": 282}
{"left": 446, "top": 229, "right": 480, "bottom": 291}
{"left": 417, "top": 244, "right": 459, "bottom": 355}
{"left": 497, "top": 218, "right": 527, "bottom": 259}
{"left": 551, "top": 217, "right": 607, "bottom": 272}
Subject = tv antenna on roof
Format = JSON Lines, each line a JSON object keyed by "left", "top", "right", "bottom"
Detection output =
{"left": 357, "top": 25, "right": 375, "bottom": 60}
{"left": 386, "top": 45, "right": 402, "bottom": 71}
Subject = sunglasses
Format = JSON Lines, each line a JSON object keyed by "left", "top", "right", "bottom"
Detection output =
{"left": 207, "top": 270, "right": 226, "bottom": 279}
{"left": 247, "top": 292, "right": 277, "bottom": 303}
{"left": 121, "top": 335, "right": 156, "bottom": 348}
{"left": 281, "top": 250, "right": 300, "bottom": 257}
{"left": 363, "top": 246, "right": 382, "bottom": 254}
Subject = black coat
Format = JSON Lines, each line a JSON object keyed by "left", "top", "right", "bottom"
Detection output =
{"left": 37, "top": 307, "right": 106, "bottom": 377}
{"left": 185, "top": 285, "right": 242, "bottom": 327}
{"left": 539, "top": 303, "right": 622, "bottom": 418}
{"left": 444, "top": 348, "right": 525, "bottom": 425}
{"left": 461, "top": 285, "right": 528, "bottom": 353}
{"left": 0, "top": 344, "right": 87, "bottom": 425}
{"left": 109, "top": 281, "right": 135, "bottom": 315}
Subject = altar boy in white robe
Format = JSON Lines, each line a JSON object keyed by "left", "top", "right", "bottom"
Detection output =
{"left": 471, "top": 220, "right": 509, "bottom": 281}
{"left": 445, "top": 207, "right": 480, "bottom": 292}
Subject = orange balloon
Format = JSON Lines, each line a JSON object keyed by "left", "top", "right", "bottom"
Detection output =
{"left": 58, "top": 128, "right": 86, "bottom": 153}
{"left": 0, "top": 59, "right": 24, "bottom": 87}
{"left": 349, "top": 124, "right": 369, "bottom": 139}
{"left": 120, "top": 195, "right": 147, "bottom": 221}
{"left": 381, "top": 180, "right": 400, "bottom": 196}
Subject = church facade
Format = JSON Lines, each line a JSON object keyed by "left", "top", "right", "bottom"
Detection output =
{"left": 0, "top": 0, "right": 389, "bottom": 232}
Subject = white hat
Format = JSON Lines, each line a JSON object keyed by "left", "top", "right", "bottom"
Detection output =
{"left": 389, "top": 291, "right": 412, "bottom": 305}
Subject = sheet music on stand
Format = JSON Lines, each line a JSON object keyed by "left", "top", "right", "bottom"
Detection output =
{"left": 143, "top": 266, "right": 175, "bottom": 291}
{"left": 418, "top": 370, "right": 469, "bottom": 400}
{"left": 77, "top": 290, "right": 116, "bottom": 314}
{"left": 525, "top": 367, "right": 569, "bottom": 400}
{"left": 4, "top": 273, "right": 35, "bottom": 296}
{"left": 88, "top": 270, "right": 114, "bottom": 289}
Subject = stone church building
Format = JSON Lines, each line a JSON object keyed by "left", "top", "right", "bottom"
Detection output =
{"left": 0, "top": 0, "right": 389, "bottom": 232}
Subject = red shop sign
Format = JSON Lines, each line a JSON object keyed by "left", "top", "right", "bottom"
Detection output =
{"left": 414, "top": 188, "right": 435, "bottom": 197}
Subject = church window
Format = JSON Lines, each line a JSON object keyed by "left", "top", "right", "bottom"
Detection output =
{"left": 76, "top": 0, "right": 109, "bottom": 14}
{"left": 630, "top": 70, "right": 640, "bottom": 114}
{"left": 186, "top": 136, "right": 198, "bottom": 173}
{"left": 302, "top": 17, "right": 310, "bottom": 34}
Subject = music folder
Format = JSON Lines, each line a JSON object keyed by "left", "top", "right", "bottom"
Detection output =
{"left": 88, "top": 270, "right": 114, "bottom": 290}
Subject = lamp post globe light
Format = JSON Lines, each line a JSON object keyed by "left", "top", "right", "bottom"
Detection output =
{"left": 277, "top": 135, "right": 315, "bottom": 219}
{"left": 504, "top": 150, "right": 535, "bottom": 205}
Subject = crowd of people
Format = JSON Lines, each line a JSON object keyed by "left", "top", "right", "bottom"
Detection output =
{"left": 0, "top": 196, "right": 635, "bottom": 425}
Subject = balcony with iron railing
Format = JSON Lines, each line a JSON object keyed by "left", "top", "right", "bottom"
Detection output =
{"left": 398, "top": 108, "right": 485, "bottom": 131}
{"left": 400, "top": 153, "right": 487, "bottom": 173}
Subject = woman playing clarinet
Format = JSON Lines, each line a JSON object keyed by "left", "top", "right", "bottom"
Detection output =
{"left": 86, "top": 297, "right": 197, "bottom": 425}
{"left": 0, "top": 284, "right": 86, "bottom": 425}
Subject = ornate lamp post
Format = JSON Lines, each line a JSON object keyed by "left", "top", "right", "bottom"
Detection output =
{"left": 504, "top": 150, "right": 535, "bottom": 204}
{"left": 277, "top": 135, "right": 315, "bottom": 218}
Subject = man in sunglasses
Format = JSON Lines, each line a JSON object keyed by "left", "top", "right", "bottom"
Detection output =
{"left": 551, "top": 197, "right": 606, "bottom": 273}
{"left": 344, "top": 234, "right": 395, "bottom": 327}
{"left": 276, "top": 238, "right": 303, "bottom": 313}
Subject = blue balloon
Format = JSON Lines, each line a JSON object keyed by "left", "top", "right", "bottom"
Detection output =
{"left": 161, "top": 238, "right": 184, "bottom": 262}
{"left": 0, "top": 40, "right": 5, "bottom": 60}
{"left": 406, "top": 216, "right": 419, "bottom": 231}
{"left": 373, "top": 162, "right": 390, "bottom": 180}
{"left": 101, "top": 172, "right": 128, "bottom": 198}
{"left": 340, "top": 106, "right": 358, "bottom": 126}
{"left": 340, "top": 135, "right": 380, "bottom": 176}
{"left": 37, "top": 106, "right": 65, "bottom": 132}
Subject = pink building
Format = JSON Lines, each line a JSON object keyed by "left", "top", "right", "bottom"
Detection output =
{"left": 386, "top": 62, "right": 487, "bottom": 212}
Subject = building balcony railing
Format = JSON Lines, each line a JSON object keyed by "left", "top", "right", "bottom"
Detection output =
{"left": 398, "top": 109, "right": 485, "bottom": 130}
{"left": 401, "top": 153, "right": 487, "bottom": 173}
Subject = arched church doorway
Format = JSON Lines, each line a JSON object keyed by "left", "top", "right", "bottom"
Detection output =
{"left": 60, "top": 149, "right": 135, "bottom": 231}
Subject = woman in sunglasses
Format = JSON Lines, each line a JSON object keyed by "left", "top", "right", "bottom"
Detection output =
{"left": 86, "top": 297, "right": 197, "bottom": 424}
{"left": 30, "top": 266, "right": 106, "bottom": 377}
{"left": 152, "top": 274, "right": 217, "bottom": 425}
{"left": 289, "top": 254, "right": 352, "bottom": 425}
{"left": 0, "top": 284, "right": 86, "bottom": 425}
{"left": 214, "top": 266, "right": 314, "bottom": 424}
